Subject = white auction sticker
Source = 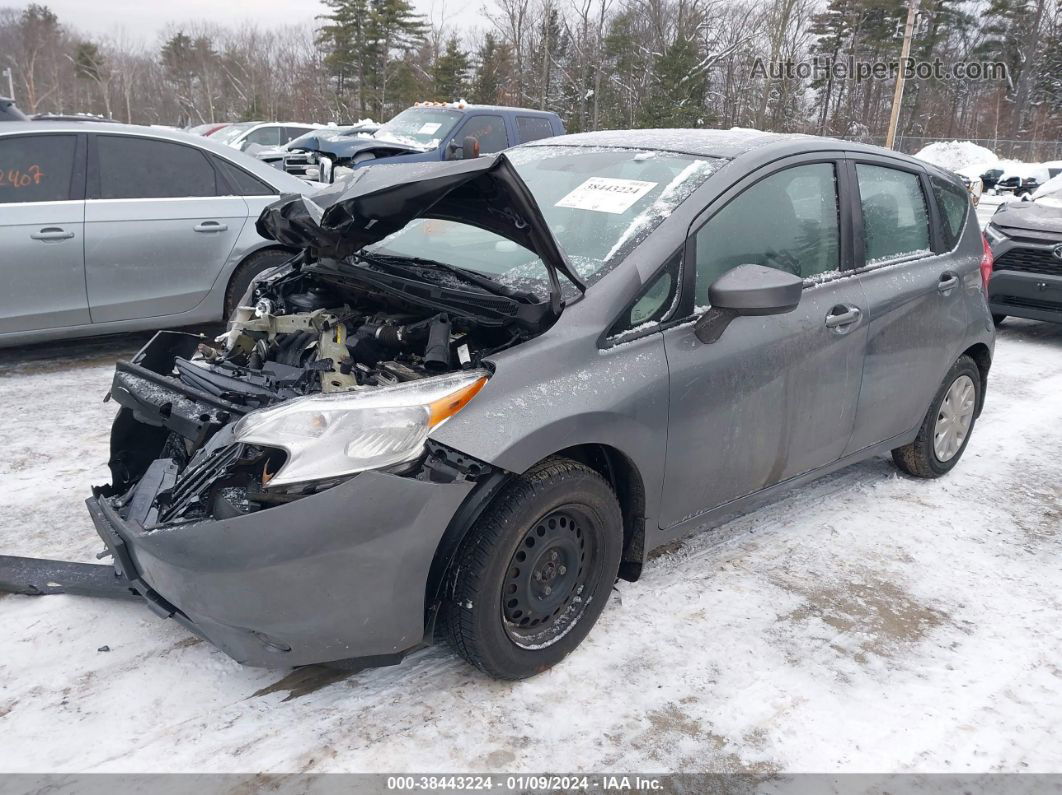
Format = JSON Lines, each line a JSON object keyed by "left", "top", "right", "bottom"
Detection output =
{"left": 555, "top": 177, "right": 657, "bottom": 214}
{"left": 418, "top": 122, "right": 442, "bottom": 134}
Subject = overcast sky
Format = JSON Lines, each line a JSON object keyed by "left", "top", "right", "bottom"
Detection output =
{"left": 42, "top": 0, "right": 486, "bottom": 43}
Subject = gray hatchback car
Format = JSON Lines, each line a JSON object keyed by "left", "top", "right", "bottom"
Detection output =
{"left": 85, "top": 129, "right": 994, "bottom": 679}
{"left": 0, "top": 122, "right": 314, "bottom": 347}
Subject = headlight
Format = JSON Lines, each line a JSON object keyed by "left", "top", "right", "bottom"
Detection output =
{"left": 233, "top": 370, "right": 488, "bottom": 486}
{"left": 984, "top": 222, "right": 1007, "bottom": 242}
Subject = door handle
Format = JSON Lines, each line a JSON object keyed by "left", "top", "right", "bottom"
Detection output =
{"left": 30, "top": 227, "right": 75, "bottom": 241}
{"left": 937, "top": 272, "right": 960, "bottom": 293}
{"left": 825, "top": 305, "right": 862, "bottom": 329}
{"left": 193, "top": 221, "right": 228, "bottom": 233}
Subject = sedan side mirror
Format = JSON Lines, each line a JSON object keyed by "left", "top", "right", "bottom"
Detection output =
{"left": 694, "top": 263, "right": 803, "bottom": 344}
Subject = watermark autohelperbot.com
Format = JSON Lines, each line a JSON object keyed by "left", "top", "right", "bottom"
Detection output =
{"left": 752, "top": 56, "right": 1008, "bottom": 82}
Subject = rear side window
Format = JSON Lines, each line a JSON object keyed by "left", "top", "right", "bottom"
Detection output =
{"left": 98, "top": 136, "right": 216, "bottom": 199}
{"left": 931, "top": 175, "right": 970, "bottom": 249}
{"left": 457, "top": 115, "right": 508, "bottom": 153}
{"left": 0, "top": 134, "right": 76, "bottom": 203}
{"left": 213, "top": 157, "right": 276, "bottom": 197}
{"left": 516, "top": 116, "right": 554, "bottom": 144}
{"left": 856, "top": 164, "right": 930, "bottom": 263}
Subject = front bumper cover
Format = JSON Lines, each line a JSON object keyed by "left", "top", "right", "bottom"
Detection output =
{"left": 88, "top": 466, "right": 476, "bottom": 667}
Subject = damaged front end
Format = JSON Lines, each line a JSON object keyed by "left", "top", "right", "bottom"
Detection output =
{"left": 78, "top": 153, "right": 581, "bottom": 667}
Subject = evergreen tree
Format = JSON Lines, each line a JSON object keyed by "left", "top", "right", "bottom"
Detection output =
{"left": 471, "top": 33, "right": 512, "bottom": 104}
{"left": 637, "top": 35, "right": 708, "bottom": 128}
{"left": 432, "top": 37, "right": 470, "bottom": 101}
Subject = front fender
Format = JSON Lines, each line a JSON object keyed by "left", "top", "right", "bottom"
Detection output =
{"left": 431, "top": 331, "right": 670, "bottom": 525}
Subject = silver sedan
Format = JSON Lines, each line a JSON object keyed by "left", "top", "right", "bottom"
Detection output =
{"left": 0, "top": 121, "right": 316, "bottom": 347}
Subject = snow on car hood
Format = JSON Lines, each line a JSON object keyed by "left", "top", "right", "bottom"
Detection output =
{"left": 992, "top": 200, "right": 1062, "bottom": 233}
{"left": 256, "top": 152, "right": 585, "bottom": 297}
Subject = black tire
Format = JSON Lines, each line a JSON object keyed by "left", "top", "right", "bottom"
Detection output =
{"left": 892, "top": 355, "right": 981, "bottom": 479}
{"left": 992, "top": 313, "right": 1006, "bottom": 327}
{"left": 224, "top": 249, "right": 293, "bottom": 318}
{"left": 443, "top": 457, "right": 623, "bottom": 680}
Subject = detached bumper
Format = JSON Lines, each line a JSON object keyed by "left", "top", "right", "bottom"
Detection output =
{"left": 88, "top": 469, "right": 475, "bottom": 667}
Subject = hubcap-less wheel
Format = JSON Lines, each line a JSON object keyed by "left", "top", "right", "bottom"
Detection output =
{"left": 502, "top": 507, "right": 596, "bottom": 649}
{"left": 933, "top": 374, "right": 976, "bottom": 462}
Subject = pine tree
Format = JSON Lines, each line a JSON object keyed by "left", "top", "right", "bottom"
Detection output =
{"left": 432, "top": 37, "right": 470, "bottom": 101}
{"left": 471, "top": 33, "right": 512, "bottom": 105}
{"left": 637, "top": 35, "right": 708, "bottom": 128}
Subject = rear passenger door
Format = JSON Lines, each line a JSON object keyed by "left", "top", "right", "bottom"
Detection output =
{"left": 85, "top": 134, "right": 247, "bottom": 323}
{"left": 0, "top": 132, "right": 89, "bottom": 333}
{"left": 842, "top": 156, "right": 968, "bottom": 455}
{"left": 659, "top": 155, "right": 869, "bottom": 529}
{"left": 515, "top": 116, "right": 556, "bottom": 144}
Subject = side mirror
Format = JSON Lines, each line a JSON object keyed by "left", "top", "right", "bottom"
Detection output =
{"left": 694, "top": 263, "right": 803, "bottom": 344}
{"left": 446, "top": 141, "right": 462, "bottom": 160}
{"left": 461, "top": 135, "right": 480, "bottom": 159}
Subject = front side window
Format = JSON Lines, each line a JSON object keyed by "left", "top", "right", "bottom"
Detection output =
{"left": 693, "top": 162, "right": 840, "bottom": 305}
{"left": 931, "top": 175, "right": 969, "bottom": 249}
{"left": 0, "top": 134, "right": 76, "bottom": 204}
{"left": 243, "top": 126, "right": 282, "bottom": 148}
{"left": 516, "top": 116, "right": 554, "bottom": 144}
{"left": 857, "top": 163, "right": 930, "bottom": 263}
{"left": 456, "top": 115, "right": 508, "bottom": 154}
{"left": 97, "top": 136, "right": 216, "bottom": 199}
{"left": 363, "top": 147, "right": 720, "bottom": 298}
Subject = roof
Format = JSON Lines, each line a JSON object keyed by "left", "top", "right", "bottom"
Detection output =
{"left": 522, "top": 127, "right": 933, "bottom": 167}
{"left": 413, "top": 102, "right": 559, "bottom": 117}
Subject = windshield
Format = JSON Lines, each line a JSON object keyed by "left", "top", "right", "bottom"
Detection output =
{"left": 363, "top": 146, "right": 721, "bottom": 297}
{"left": 210, "top": 122, "right": 256, "bottom": 144}
{"left": 373, "top": 108, "right": 462, "bottom": 149}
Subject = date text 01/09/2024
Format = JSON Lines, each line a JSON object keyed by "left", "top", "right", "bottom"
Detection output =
{"left": 385, "top": 775, "right": 664, "bottom": 790}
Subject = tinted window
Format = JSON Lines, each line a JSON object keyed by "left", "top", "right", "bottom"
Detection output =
{"left": 243, "top": 126, "right": 283, "bottom": 148}
{"left": 694, "top": 163, "right": 840, "bottom": 305}
{"left": 98, "top": 136, "right": 216, "bottom": 199}
{"left": 214, "top": 157, "right": 275, "bottom": 196}
{"left": 284, "top": 126, "right": 314, "bottom": 143}
{"left": 0, "top": 134, "right": 76, "bottom": 203}
{"left": 857, "top": 164, "right": 930, "bottom": 263}
{"left": 931, "top": 175, "right": 969, "bottom": 249}
{"left": 516, "top": 116, "right": 554, "bottom": 144}
{"left": 458, "top": 115, "right": 508, "bottom": 154}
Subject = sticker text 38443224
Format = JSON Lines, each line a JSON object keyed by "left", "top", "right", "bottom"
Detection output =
{"left": 555, "top": 177, "right": 657, "bottom": 214}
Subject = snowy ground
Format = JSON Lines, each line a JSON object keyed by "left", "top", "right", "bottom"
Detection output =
{"left": 1, "top": 319, "right": 1060, "bottom": 775}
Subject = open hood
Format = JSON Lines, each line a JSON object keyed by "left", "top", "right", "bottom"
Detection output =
{"left": 256, "top": 153, "right": 585, "bottom": 304}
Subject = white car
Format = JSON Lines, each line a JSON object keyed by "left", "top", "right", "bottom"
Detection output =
{"left": 209, "top": 122, "right": 322, "bottom": 152}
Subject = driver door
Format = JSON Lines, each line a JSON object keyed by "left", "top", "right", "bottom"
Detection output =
{"left": 659, "top": 156, "right": 868, "bottom": 529}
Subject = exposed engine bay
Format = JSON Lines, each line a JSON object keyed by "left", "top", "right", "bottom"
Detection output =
{"left": 98, "top": 152, "right": 576, "bottom": 529}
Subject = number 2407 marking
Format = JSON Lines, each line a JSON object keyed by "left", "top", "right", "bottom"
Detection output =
{"left": 0, "top": 165, "right": 45, "bottom": 189}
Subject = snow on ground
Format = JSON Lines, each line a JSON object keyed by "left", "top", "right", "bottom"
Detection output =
{"left": 1, "top": 322, "right": 1061, "bottom": 774}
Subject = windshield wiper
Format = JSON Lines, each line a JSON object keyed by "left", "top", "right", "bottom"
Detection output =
{"left": 356, "top": 252, "right": 541, "bottom": 303}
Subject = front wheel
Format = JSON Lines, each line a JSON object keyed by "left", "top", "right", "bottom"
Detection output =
{"left": 224, "top": 249, "right": 293, "bottom": 318}
{"left": 892, "top": 355, "right": 981, "bottom": 478}
{"left": 443, "top": 458, "right": 623, "bottom": 679}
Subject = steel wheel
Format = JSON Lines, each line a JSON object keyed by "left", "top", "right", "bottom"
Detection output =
{"left": 502, "top": 506, "right": 597, "bottom": 649}
{"left": 933, "top": 374, "right": 976, "bottom": 462}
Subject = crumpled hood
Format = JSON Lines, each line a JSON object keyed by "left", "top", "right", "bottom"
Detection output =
{"left": 291, "top": 134, "right": 412, "bottom": 159}
{"left": 256, "top": 153, "right": 584, "bottom": 295}
{"left": 992, "top": 201, "right": 1062, "bottom": 234}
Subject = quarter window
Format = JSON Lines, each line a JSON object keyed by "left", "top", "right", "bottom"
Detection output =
{"left": 97, "top": 136, "right": 217, "bottom": 199}
{"left": 516, "top": 116, "right": 554, "bottom": 144}
{"left": 213, "top": 157, "right": 275, "bottom": 197}
{"left": 693, "top": 163, "right": 840, "bottom": 305}
{"left": 0, "top": 134, "right": 77, "bottom": 204}
{"left": 856, "top": 164, "right": 930, "bottom": 263}
{"left": 930, "top": 175, "right": 969, "bottom": 249}
{"left": 609, "top": 253, "right": 681, "bottom": 337}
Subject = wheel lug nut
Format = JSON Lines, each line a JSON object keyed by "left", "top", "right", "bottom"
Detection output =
{"left": 544, "top": 586, "right": 552, "bottom": 595}
{"left": 533, "top": 571, "right": 542, "bottom": 581}
{"left": 550, "top": 550, "right": 558, "bottom": 561}
{"left": 558, "top": 565, "right": 566, "bottom": 575}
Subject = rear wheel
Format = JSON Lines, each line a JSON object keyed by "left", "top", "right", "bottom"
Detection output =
{"left": 443, "top": 458, "right": 622, "bottom": 680}
{"left": 224, "top": 249, "right": 293, "bottom": 318}
{"left": 892, "top": 355, "right": 981, "bottom": 479}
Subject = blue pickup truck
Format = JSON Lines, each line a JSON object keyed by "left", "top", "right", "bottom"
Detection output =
{"left": 273, "top": 102, "right": 565, "bottom": 182}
